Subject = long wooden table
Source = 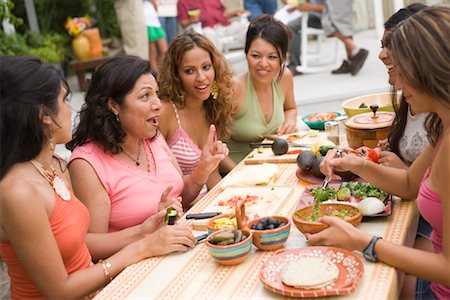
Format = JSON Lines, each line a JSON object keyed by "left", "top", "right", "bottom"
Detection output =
{"left": 93, "top": 159, "right": 419, "bottom": 299}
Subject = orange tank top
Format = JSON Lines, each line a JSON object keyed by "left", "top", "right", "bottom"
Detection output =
{"left": 0, "top": 192, "right": 92, "bottom": 299}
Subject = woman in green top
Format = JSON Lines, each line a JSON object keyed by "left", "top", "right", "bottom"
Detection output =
{"left": 223, "top": 14, "right": 298, "bottom": 170}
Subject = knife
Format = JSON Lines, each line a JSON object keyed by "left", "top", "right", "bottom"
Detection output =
{"left": 185, "top": 212, "right": 222, "bottom": 220}
{"left": 249, "top": 142, "right": 312, "bottom": 148}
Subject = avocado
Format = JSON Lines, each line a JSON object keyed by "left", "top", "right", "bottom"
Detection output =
{"left": 311, "top": 156, "right": 325, "bottom": 178}
{"left": 271, "top": 138, "right": 289, "bottom": 155}
{"left": 335, "top": 170, "right": 358, "bottom": 181}
{"left": 296, "top": 150, "right": 316, "bottom": 172}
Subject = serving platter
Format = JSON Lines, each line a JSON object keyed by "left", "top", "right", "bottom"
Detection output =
{"left": 259, "top": 246, "right": 364, "bottom": 298}
{"left": 297, "top": 182, "right": 392, "bottom": 217}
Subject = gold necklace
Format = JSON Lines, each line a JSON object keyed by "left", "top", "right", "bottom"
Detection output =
{"left": 121, "top": 140, "right": 142, "bottom": 166}
{"left": 30, "top": 159, "right": 71, "bottom": 201}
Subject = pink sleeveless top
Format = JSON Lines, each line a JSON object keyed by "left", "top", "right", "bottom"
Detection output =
{"left": 166, "top": 102, "right": 203, "bottom": 175}
{"left": 69, "top": 135, "right": 184, "bottom": 232}
{"left": 0, "top": 192, "right": 92, "bottom": 299}
{"left": 166, "top": 102, "right": 207, "bottom": 197}
{"left": 416, "top": 141, "right": 449, "bottom": 299}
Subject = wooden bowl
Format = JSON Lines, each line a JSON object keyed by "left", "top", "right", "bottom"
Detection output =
{"left": 248, "top": 216, "right": 290, "bottom": 251}
{"left": 292, "top": 203, "right": 362, "bottom": 234}
{"left": 206, "top": 228, "right": 253, "bottom": 266}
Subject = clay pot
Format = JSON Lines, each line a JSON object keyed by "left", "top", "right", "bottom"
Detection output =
{"left": 72, "top": 34, "right": 91, "bottom": 60}
{"left": 345, "top": 105, "right": 395, "bottom": 148}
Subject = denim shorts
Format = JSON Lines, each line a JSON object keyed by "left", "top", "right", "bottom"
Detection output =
{"left": 417, "top": 215, "right": 432, "bottom": 239}
{"left": 416, "top": 278, "right": 437, "bottom": 300}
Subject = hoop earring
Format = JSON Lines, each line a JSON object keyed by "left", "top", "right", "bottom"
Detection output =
{"left": 180, "top": 92, "right": 185, "bottom": 103}
{"left": 211, "top": 80, "right": 219, "bottom": 100}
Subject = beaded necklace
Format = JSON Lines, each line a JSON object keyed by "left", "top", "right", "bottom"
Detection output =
{"left": 30, "top": 159, "right": 71, "bottom": 201}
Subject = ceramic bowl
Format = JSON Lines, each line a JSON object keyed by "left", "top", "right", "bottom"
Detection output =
{"left": 248, "top": 216, "right": 290, "bottom": 251}
{"left": 206, "top": 228, "right": 253, "bottom": 266}
{"left": 301, "top": 112, "right": 341, "bottom": 130}
{"left": 342, "top": 92, "right": 398, "bottom": 117}
{"left": 292, "top": 203, "right": 362, "bottom": 234}
{"left": 206, "top": 213, "right": 239, "bottom": 234}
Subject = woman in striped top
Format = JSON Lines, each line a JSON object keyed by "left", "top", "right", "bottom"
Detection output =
{"left": 158, "top": 31, "right": 234, "bottom": 196}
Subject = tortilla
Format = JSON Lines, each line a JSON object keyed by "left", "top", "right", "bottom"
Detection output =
{"left": 280, "top": 257, "right": 339, "bottom": 289}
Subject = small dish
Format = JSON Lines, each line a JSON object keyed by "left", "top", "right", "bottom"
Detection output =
{"left": 205, "top": 228, "right": 253, "bottom": 266}
{"left": 248, "top": 216, "right": 290, "bottom": 251}
{"left": 259, "top": 246, "right": 364, "bottom": 298}
{"left": 301, "top": 112, "right": 341, "bottom": 130}
{"left": 292, "top": 203, "right": 362, "bottom": 234}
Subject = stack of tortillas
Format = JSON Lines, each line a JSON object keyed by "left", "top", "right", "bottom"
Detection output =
{"left": 281, "top": 257, "right": 339, "bottom": 289}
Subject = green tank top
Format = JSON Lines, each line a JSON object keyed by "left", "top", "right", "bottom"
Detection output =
{"left": 227, "top": 74, "right": 285, "bottom": 164}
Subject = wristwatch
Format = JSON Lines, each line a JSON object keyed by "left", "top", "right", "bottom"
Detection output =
{"left": 363, "top": 235, "right": 382, "bottom": 262}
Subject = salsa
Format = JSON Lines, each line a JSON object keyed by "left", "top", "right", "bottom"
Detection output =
{"left": 303, "top": 208, "right": 355, "bottom": 222}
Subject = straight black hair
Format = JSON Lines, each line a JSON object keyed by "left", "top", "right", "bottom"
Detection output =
{"left": 0, "top": 56, "right": 68, "bottom": 179}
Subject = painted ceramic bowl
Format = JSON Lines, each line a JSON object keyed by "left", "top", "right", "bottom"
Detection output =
{"left": 292, "top": 203, "right": 362, "bottom": 234}
{"left": 301, "top": 112, "right": 341, "bottom": 130}
{"left": 206, "top": 228, "right": 253, "bottom": 266}
{"left": 206, "top": 213, "right": 239, "bottom": 234}
{"left": 248, "top": 216, "right": 290, "bottom": 251}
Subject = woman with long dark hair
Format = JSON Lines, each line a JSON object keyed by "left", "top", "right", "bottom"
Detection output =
{"left": 318, "top": 5, "right": 450, "bottom": 298}
{"left": 0, "top": 56, "right": 195, "bottom": 299}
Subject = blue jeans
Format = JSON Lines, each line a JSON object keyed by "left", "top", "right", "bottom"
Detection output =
{"left": 416, "top": 278, "right": 437, "bottom": 300}
{"left": 244, "top": 0, "right": 277, "bottom": 20}
{"left": 158, "top": 16, "right": 178, "bottom": 44}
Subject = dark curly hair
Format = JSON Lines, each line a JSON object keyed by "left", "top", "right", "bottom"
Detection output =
{"left": 244, "top": 14, "right": 292, "bottom": 81}
{"left": 66, "top": 55, "right": 152, "bottom": 153}
{"left": 157, "top": 31, "right": 234, "bottom": 139}
{"left": 0, "top": 55, "right": 68, "bottom": 179}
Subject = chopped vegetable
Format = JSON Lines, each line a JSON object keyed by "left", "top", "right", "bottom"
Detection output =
{"left": 359, "top": 103, "right": 368, "bottom": 108}
{"left": 306, "top": 112, "right": 339, "bottom": 122}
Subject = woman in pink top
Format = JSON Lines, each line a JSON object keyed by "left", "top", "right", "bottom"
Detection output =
{"left": 311, "top": 5, "right": 450, "bottom": 299}
{"left": 158, "top": 31, "right": 234, "bottom": 194}
{"left": 0, "top": 56, "right": 195, "bottom": 299}
{"left": 67, "top": 55, "right": 228, "bottom": 260}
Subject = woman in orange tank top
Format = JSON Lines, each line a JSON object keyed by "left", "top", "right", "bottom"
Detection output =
{"left": 0, "top": 56, "right": 196, "bottom": 299}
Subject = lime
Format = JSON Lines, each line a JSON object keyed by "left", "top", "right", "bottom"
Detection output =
{"left": 310, "top": 139, "right": 336, "bottom": 157}
{"left": 337, "top": 187, "right": 351, "bottom": 201}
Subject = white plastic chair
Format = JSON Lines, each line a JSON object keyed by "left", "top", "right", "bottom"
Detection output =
{"left": 295, "top": 13, "right": 341, "bottom": 74}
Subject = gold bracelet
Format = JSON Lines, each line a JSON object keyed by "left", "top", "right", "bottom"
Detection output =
{"left": 99, "top": 259, "right": 113, "bottom": 282}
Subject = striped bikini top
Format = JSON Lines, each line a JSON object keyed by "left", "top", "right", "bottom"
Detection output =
{"left": 166, "top": 102, "right": 202, "bottom": 175}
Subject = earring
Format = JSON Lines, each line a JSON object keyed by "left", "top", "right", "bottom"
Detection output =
{"left": 49, "top": 135, "right": 55, "bottom": 151}
{"left": 211, "top": 80, "right": 219, "bottom": 100}
{"left": 180, "top": 92, "right": 185, "bottom": 103}
{"left": 115, "top": 114, "right": 120, "bottom": 123}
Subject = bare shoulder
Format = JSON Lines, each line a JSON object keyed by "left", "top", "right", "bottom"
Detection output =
{"left": 279, "top": 67, "right": 294, "bottom": 90}
{"left": 0, "top": 176, "right": 45, "bottom": 214}
{"left": 159, "top": 100, "right": 177, "bottom": 139}
{"left": 232, "top": 73, "right": 247, "bottom": 110}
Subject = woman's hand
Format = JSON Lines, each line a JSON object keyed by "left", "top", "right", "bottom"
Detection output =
{"left": 158, "top": 186, "right": 183, "bottom": 216}
{"left": 305, "top": 216, "right": 370, "bottom": 252}
{"left": 276, "top": 120, "right": 297, "bottom": 135}
{"left": 143, "top": 225, "right": 196, "bottom": 256}
{"left": 192, "top": 124, "right": 229, "bottom": 185}
{"left": 378, "top": 151, "right": 408, "bottom": 169}
{"left": 320, "top": 149, "right": 366, "bottom": 177}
